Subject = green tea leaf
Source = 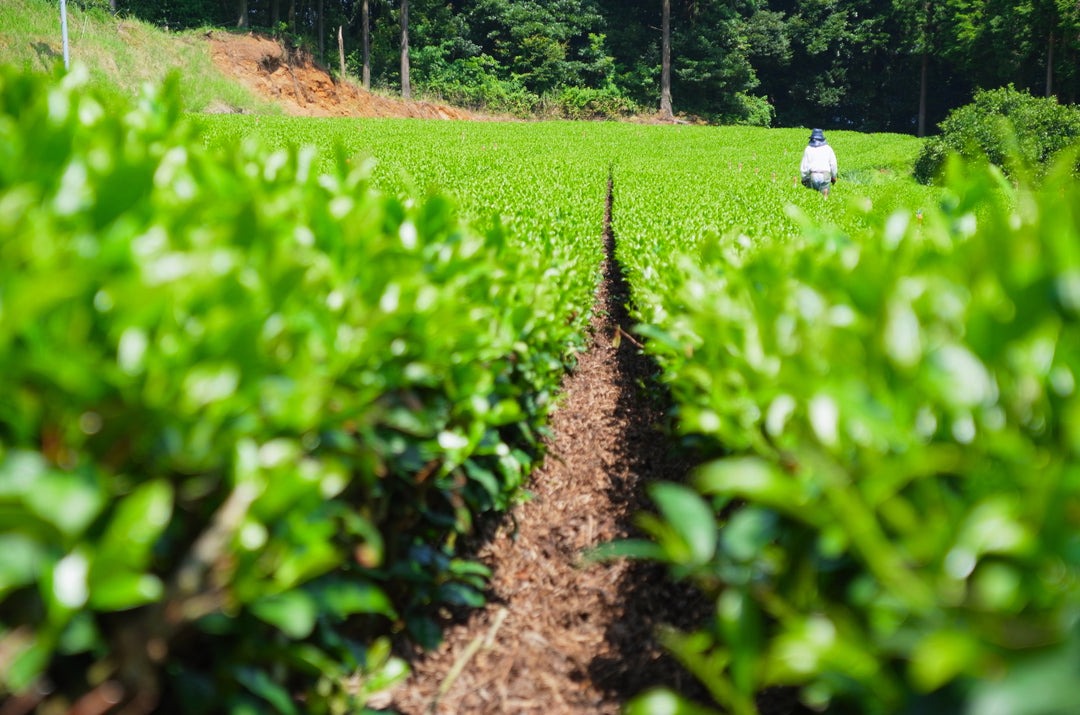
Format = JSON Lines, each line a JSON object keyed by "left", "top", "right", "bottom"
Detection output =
{"left": 695, "top": 458, "right": 802, "bottom": 513}
{"left": 311, "top": 578, "right": 397, "bottom": 620}
{"left": 250, "top": 590, "right": 318, "bottom": 639}
{"left": 98, "top": 479, "right": 174, "bottom": 569}
{"left": 909, "top": 630, "right": 978, "bottom": 693}
{"left": 88, "top": 571, "right": 164, "bottom": 611}
{"left": 649, "top": 482, "right": 717, "bottom": 566}
{"left": 0, "top": 532, "right": 44, "bottom": 596}
{"left": 625, "top": 688, "right": 725, "bottom": 715}
{"left": 235, "top": 666, "right": 300, "bottom": 715}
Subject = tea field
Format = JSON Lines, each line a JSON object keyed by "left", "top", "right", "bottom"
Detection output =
{"left": 4, "top": 63, "right": 1080, "bottom": 715}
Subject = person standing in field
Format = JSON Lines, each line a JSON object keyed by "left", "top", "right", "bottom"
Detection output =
{"left": 800, "top": 128, "right": 838, "bottom": 196}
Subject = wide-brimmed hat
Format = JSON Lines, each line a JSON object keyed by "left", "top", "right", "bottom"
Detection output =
{"left": 809, "top": 128, "right": 827, "bottom": 146}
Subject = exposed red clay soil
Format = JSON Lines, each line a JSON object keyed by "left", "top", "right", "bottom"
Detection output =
{"left": 202, "top": 31, "right": 695, "bottom": 124}
{"left": 205, "top": 31, "right": 481, "bottom": 119}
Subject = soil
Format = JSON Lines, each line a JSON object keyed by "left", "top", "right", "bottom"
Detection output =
{"left": 205, "top": 31, "right": 482, "bottom": 119}
{"left": 202, "top": 31, "right": 688, "bottom": 124}
{"left": 374, "top": 187, "right": 716, "bottom": 715}
{"left": 370, "top": 192, "right": 807, "bottom": 714}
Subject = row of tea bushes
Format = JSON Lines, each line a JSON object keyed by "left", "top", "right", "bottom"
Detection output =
{"left": 0, "top": 66, "right": 601, "bottom": 713}
{"left": 615, "top": 133, "right": 1080, "bottom": 714}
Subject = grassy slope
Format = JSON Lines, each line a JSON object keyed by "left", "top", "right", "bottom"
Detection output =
{"left": 0, "top": 0, "right": 277, "bottom": 113}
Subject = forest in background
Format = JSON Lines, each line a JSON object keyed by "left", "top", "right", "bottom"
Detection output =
{"left": 60, "top": 1, "right": 1080, "bottom": 132}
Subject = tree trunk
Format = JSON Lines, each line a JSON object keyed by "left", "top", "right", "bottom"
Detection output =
{"left": 659, "top": 0, "right": 673, "bottom": 119}
{"left": 318, "top": 0, "right": 324, "bottom": 63}
{"left": 362, "top": 0, "right": 371, "bottom": 90}
{"left": 401, "top": 0, "right": 411, "bottom": 99}
{"left": 1071, "top": 48, "right": 1078, "bottom": 104}
{"left": 1046, "top": 29, "right": 1055, "bottom": 98}
{"left": 236, "top": 0, "right": 248, "bottom": 29}
{"left": 917, "top": 50, "right": 928, "bottom": 137}
{"left": 270, "top": 0, "right": 280, "bottom": 28}
{"left": 339, "top": 25, "right": 346, "bottom": 78}
{"left": 915, "top": 0, "right": 931, "bottom": 138}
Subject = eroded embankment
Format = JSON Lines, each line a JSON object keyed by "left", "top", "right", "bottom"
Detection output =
{"left": 380, "top": 179, "right": 712, "bottom": 714}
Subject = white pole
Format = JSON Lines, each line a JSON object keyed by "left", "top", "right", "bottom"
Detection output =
{"left": 60, "top": 0, "right": 70, "bottom": 70}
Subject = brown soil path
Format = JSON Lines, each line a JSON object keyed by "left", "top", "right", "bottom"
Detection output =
{"left": 378, "top": 187, "right": 712, "bottom": 714}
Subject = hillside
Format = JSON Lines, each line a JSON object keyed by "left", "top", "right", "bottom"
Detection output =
{"left": 204, "top": 31, "right": 478, "bottom": 119}
{"left": 0, "top": 0, "right": 479, "bottom": 119}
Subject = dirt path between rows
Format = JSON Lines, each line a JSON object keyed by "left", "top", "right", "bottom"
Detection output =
{"left": 378, "top": 185, "right": 713, "bottom": 714}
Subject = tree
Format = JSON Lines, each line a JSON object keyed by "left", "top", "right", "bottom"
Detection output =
{"left": 109, "top": 0, "right": 1080, "bottom": 129}
{"left": 1055, "top": 0, "right": 1080, "bottom": 102}
{"left": 453, "top": 0, "right": 609, "bottom": 94}
{"left": 1031, "top": 0, "right": 1080, "bottom": 100}
{"left": 401, "top": 0, "right": 410, "bottom": 98}
{"left": 667, "top": 0, "right": 771, "bottom": 121}
{"left": 318, "top": 0, "right": 325, "bottom": 62}
{"left": 891, "top": 0, "right": 938, "bottom": 136}
{"left": 659, "top": 0, "right": 672, "bottom": 118}
{"left": 752, "top": 0, "right": 912, "bottom": 130}
{"left": 362, "top": 0, "right": 371, "bottom": 89}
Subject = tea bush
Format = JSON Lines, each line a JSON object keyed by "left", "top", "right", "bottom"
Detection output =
{"left": 914, "top": 85, "right": 1080, "bottom": 184}
{"left": 0, "top": 65, "right": 599, "bottom": 713}
{"left": 615, "top": 126, "right": 1080, "bottom": 713}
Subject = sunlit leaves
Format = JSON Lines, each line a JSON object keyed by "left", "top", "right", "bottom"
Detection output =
{"left": 620, "top": 129, "right": 1080, "bottom": 712}
{"left": 0, "top": 66, "right": 605, "bottom": 712}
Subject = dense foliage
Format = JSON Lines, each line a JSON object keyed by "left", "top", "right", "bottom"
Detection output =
{"left": 611, "top": 124, "right": 1080, "bottom": 713}
{"left": 914, "top": 85, "right": 1080, "bottom": 183}
{"left": 88, "top": 0, "right": 1080, "bottom": 129}
{"left": 8, "top": 51, "right": 1080, "bottom": 714}
{"left": 0, "top": 65, "right": 602, "bottom": 712}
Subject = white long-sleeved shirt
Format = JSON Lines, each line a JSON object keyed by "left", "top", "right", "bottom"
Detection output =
{"left": 800, "top": 144, "right": 838, "bottom": 179}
